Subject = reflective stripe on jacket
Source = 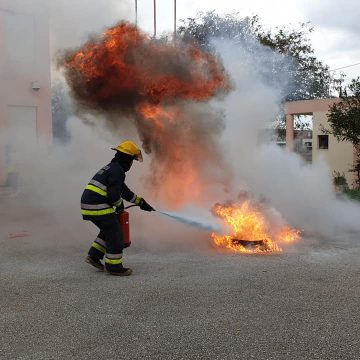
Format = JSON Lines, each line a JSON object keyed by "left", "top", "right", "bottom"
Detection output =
{"left": 81, "top": 161, "right": 140, "bottom": 219}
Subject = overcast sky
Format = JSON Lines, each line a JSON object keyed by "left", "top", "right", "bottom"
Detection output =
{"left": 130, "top": 0, "right": 360, "bottom": 80}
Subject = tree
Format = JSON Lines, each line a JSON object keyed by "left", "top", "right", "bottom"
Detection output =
{"left": 327, "top": 78, "right": 360, "bottom": 187}
{"left": 178, "top": 11, "right": 333, "bottom": 102}
{"left": 178, "top": 11, "right": 337, "bottom": 133}
{"left": 258, "top": 25, "right": 331, "bottom": 101}
{"left": 327, "top": 78, "right": 360, "bottom": 144}
{"left": 178, "top": 12, "right": 261, "bottom": 50}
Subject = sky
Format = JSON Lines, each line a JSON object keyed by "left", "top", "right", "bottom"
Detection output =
{"left": 131, "top": 0, "right": 360, "bottom": 81}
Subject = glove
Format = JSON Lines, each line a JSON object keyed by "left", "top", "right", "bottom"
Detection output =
{"left": 115, "top": 201, "right": 124, "bottom": 214}
{"left": 139, "top": 198, "right": 155, "bottom": 212}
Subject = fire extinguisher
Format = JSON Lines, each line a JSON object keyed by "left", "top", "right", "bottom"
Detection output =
{"left": 118, "top": 204, "right": 138, "bottom": 248}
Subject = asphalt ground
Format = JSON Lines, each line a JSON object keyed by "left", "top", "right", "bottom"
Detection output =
{"left": 1, "top": 197, "right": 360, "bottom": 360}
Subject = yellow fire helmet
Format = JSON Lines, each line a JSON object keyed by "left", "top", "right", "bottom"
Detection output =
{"left": 112, "top": 140, "right": 143, "bottom": 162}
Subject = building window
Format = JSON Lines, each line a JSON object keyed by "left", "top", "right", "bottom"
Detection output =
{"left": 318, "top": 135, "right": 329, "bottom": 149}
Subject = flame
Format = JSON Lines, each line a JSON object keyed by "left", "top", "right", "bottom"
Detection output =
{"left": 61, "top": 22, "right": 230, "bottom": 112}
{"left": 212, "top": 201, "right": 301, "bottom": 254}
{"left": 137, "top": 103, "right": 178, "bottom": 129}
{"left": 60, "top": 22, "right": 232, "bottom": 207}
{"left": 276, "top": 226, "right": 302, "bottom": 243}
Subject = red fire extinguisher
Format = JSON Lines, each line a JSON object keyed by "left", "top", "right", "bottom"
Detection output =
{"left": 118, "top": 211, "right": 131, "bottom": 247}
{"left": 118, "top": 204, "right": 138, "bottom": 248}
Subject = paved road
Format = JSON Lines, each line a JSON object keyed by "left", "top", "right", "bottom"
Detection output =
{"left": 1, "top": 198, "right": 360, "bottom": 360}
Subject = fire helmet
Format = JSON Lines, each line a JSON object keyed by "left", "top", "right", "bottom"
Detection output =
{"left": 112, "top": 140, "right": 143, "bottom": 162}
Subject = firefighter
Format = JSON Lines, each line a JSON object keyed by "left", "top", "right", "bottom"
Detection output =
{"left": 81, "top": 140, "right": 155, "bottom": 276}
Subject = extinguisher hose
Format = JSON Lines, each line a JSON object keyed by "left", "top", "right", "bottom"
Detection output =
{"left": 123, "top": 205, "right": 217, "bottom": 231}
{"left": 124, "top": 204, "right": 139, "bottom": 210}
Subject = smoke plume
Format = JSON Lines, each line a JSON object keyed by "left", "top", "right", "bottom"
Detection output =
{"left": 3, "top": 0, "right": 360, "bottom": 254}
{"left": 217, "top": 39, "right": 360, "bottom": 247}
{"left": 58, "top": 22, "right": 232, "bottom": 206}
{"left": 56, "top": 23, "right": 360, "bottom": 248}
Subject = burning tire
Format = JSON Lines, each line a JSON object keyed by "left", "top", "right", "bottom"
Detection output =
{"left": 232, "top": 239, "right": 268, "bottom": 251}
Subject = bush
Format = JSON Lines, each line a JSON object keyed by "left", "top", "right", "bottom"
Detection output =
{"left": 344, "top": 189, "right": 360, "bottom": 201}
{"left": 333, "top": 171, "right": 348, "bottom": 186}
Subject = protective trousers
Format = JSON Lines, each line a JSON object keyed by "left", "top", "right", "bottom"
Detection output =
{"left": 88, "top": 214, "right": 124, "bottom": 272}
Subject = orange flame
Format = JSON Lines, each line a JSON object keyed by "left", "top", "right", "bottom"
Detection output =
{"left": 212, "top": 201, "right": 301, "bottom": 254}
{"left": 276, "top": 226, "right": 302, "bottom": 243}
{"left": 61, "top": 22, "right": 230, "bottom": 111}
{"left": 137, "top": 104, "right": 178, "bottom": 129}
{"left": 60, "top": 22, "right": 232, "bottom": 207}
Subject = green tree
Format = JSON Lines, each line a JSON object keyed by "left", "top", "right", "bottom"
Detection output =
{"left": 327, "top": 78, "right": 360, "bottom": 144}
{"left": 178, "top": 11, "right": 333, "bottom": 102}
{"left": 327, "top": 78, "right": 360, "bottom": 187}
{"left": 178, "top": 12, "right": 261, "bottom": 49}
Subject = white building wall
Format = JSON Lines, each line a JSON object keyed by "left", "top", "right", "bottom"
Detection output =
{"left": 312, "top": 111, "right": 354, "bottom": 187}
{"left": 0, "top": 0, "right": 52, "bottom": 184}
{"left": 286, "top": 99, "right": 356, "bottom": 189}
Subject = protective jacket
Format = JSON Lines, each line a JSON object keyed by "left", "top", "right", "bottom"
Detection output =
{"left": 81, "top": 159, "right": 140, "bottom": 220}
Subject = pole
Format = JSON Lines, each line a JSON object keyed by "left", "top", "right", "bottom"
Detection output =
{"left": 174, "top": 0, "right": 177, "bottom": 39}
{"left": 153, "top": 0, "right": 157, "bottom": 38}
{"left": 135, "top": 0, "right": 138, "bottom": 26}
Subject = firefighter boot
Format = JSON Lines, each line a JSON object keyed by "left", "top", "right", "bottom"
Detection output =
{"left": 105, "top": 263, "right": 133, "bottom": 276}
{"left": 85, "top": 256, "right": 105, "bottom": 271}
{"left": 86, "top": 238, "right": 106, "bottom": 271}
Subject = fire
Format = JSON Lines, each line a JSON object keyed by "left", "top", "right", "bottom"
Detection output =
{"left": 60, "top": 22, "right": 232, "bottom": 207}
{"left": 212, "top": 201, "right": 301, "bottom": 253}
{"left": 61, "top": 22, "right": 230, "bottom": 113}
{"left": 137, "top": 104, "right": 178, "bottom": 129}
{"left": 276, "top": 226, "right": 302, "bottom": 243}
